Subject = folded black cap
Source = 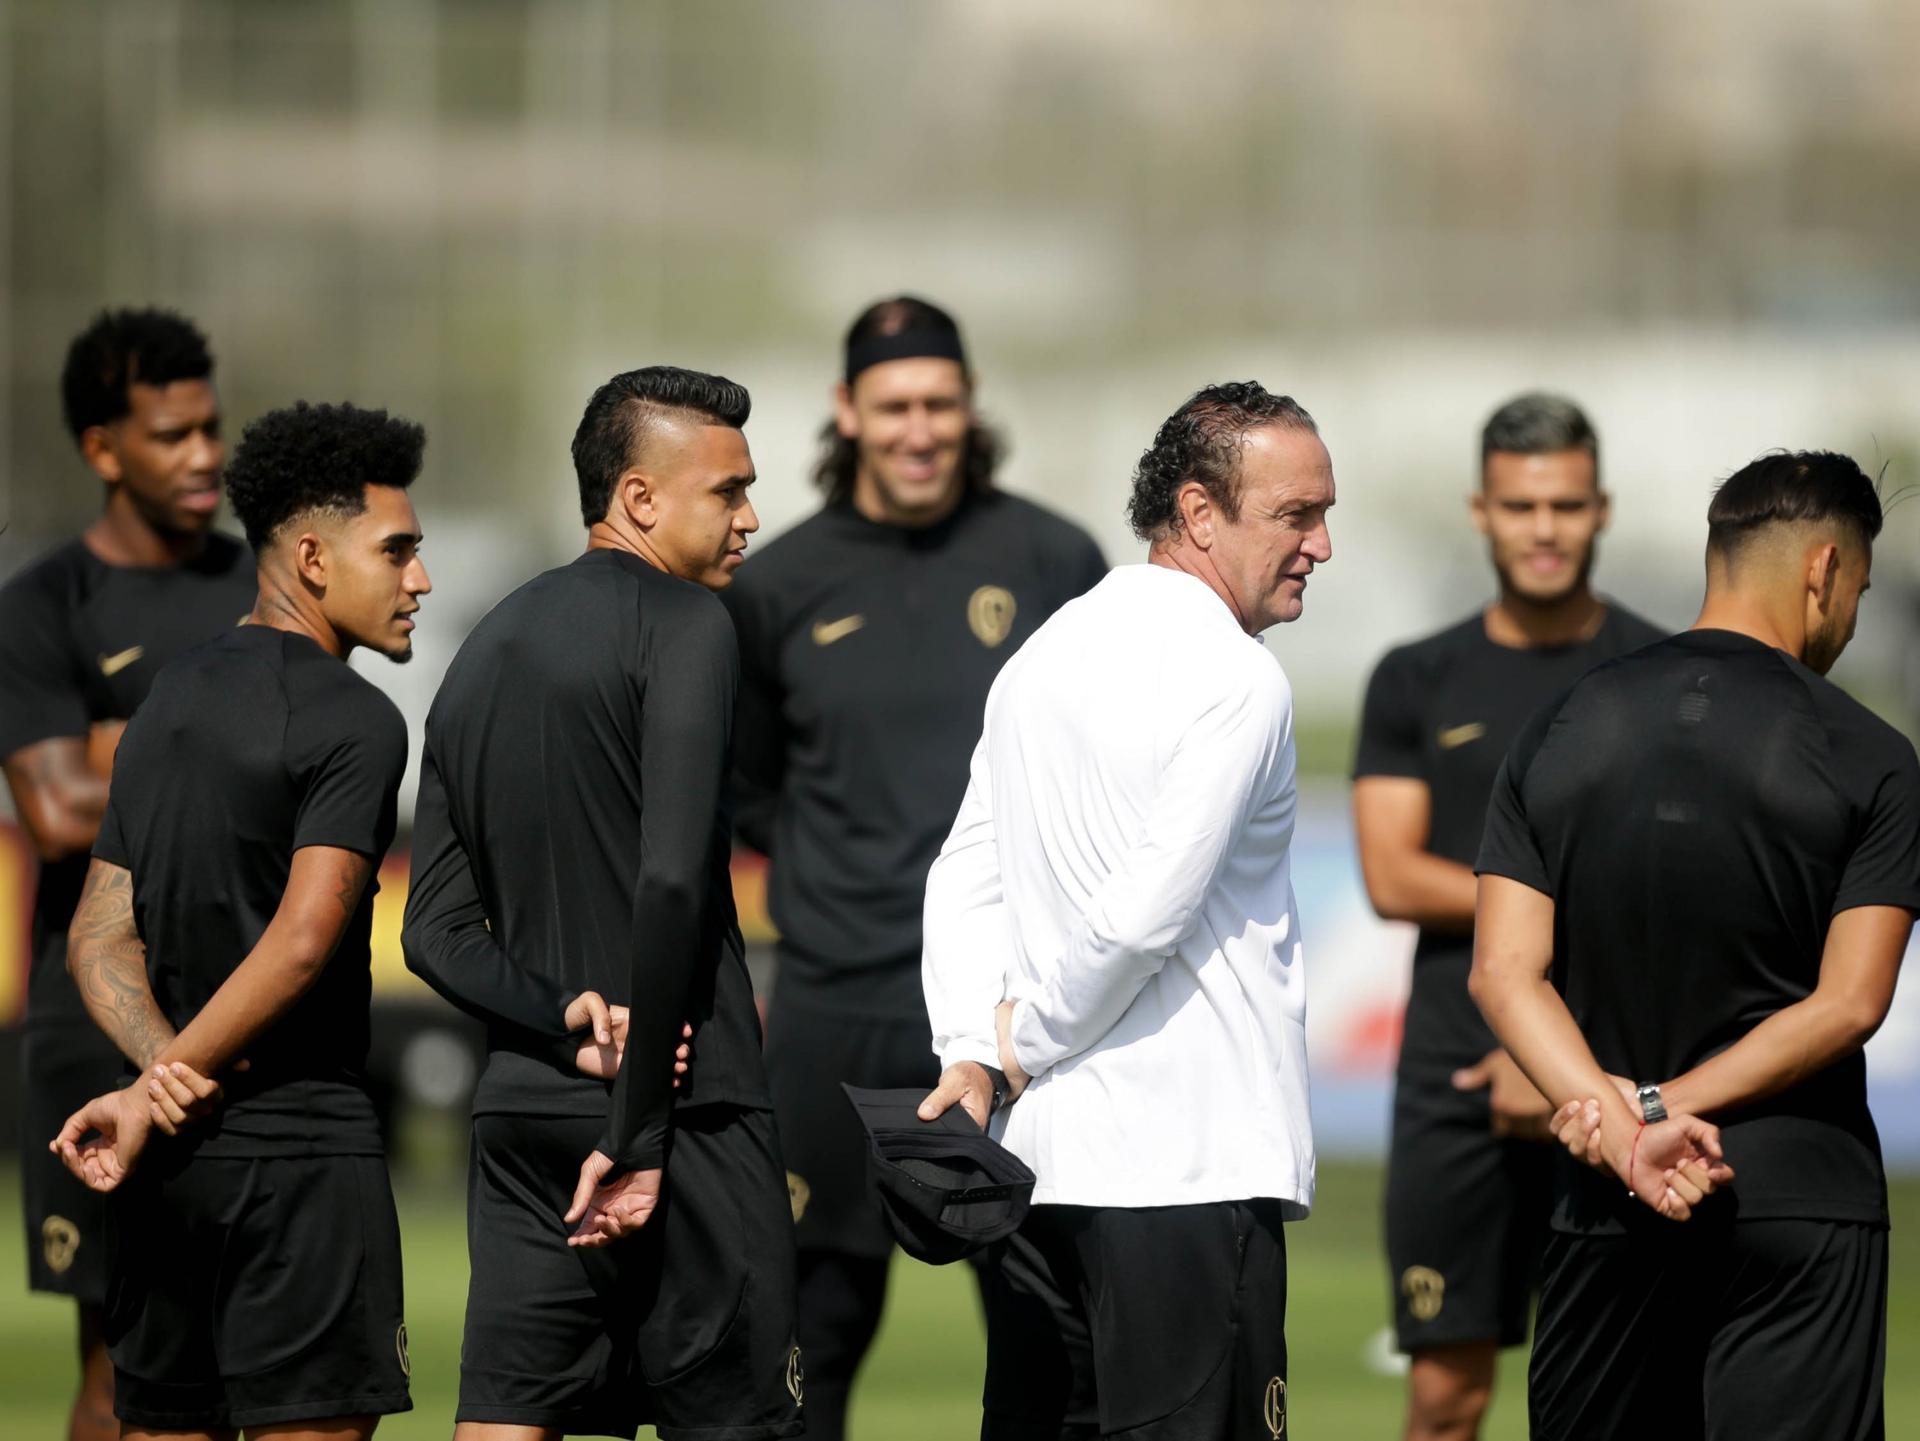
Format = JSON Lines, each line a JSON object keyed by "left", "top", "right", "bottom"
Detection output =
{"left": 842, "top": 1083, "right": 1036, "bottom": 1265}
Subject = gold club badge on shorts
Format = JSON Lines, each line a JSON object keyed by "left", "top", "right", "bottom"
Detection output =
{"left": 786, "top": 1171, "right": 811, "bottom": 1224}
{"left": 1402, "top": 1264, "right": 1446, "bottom": 1321}
{"left": 786, "top": 1345, "right": 805, "bottom": 1406}
{"left": 42, "top": 1215, "right": 80, "bottom": 1275}
{"left": 1262, "top": 1376, "right": 1287, "bottom": 1436}
{"left": 967, "top": 586, "right": 1017, "bottom": 647}
{"left": 396, "top": 1322, "right": 411, "bottom": 1376}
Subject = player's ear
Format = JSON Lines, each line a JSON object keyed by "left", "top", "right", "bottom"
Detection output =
{"left": 1594, "top": 488, "right": 1612, "bottom": 534}
{"left": 1808, "top": 540, "right": 1839, "bottom": 612}
{"left": 79, "top": 425, "right": 123, "bottom": 485}
{"left": 292, "top": 531, "right": 328, "bottom": 590}
{"left": 616, "top": 467, "right": 657, "bottom": 528}
{"left": 1469, "top": 485, "right": 1490, "bottom": 536}
{"left": 831, "top": 382, "right": 859, "bottom": 441}
{"left": 1177, "top": 481, "right": 1215, "bottom": 547}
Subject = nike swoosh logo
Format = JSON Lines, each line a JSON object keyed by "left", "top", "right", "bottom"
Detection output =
{"left": 1437, "top": 722, "right": 1487, "bottom": 750}
{"left": 811, "top": 615, "right": 866, "bottom": 647}
{"left": 98, "top": 646, "right": 145, "bottom": 677}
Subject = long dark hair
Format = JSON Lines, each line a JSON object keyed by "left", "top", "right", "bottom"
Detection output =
{"left": 811, "top": 295, "right": 1006, "bottom": 504}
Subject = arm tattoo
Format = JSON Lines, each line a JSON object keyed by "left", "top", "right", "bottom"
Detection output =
{"left": 68, "top": 860, "right": 173, "bottom": 1068}
{"left": 331, "top": 853, "right": 374, "bottom": 919}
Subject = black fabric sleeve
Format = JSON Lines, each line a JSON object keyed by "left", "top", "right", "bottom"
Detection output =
{"left": 1833, "top": 740, "right": 1920, "bottom": 915}
{"left": 92, "top": 790, "right": 130, "bottom": 869}
{"left": 0, "top": 571, "right": 88, "bottom": 759}
{"left": 1352, "top": 647, "right": 1425, "bottom": 781}
{"left": 719, "top": 576, "right": 784, "bottom": 856}
{"left": 400, "top": 744, "right": 578, "bottom": 1047}
{"left": 285, "top": 676, "right": 408, "bottom": 857}
{"left": 1473, "top": 705, "right": 1555, "bottom": 896}
{"left": 601, "top": 593, "right": 739, "bottom": 1173}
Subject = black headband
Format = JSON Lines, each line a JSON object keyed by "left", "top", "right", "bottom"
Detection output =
{"left": 844, "top": 328, "right": 968, "bottom": 385}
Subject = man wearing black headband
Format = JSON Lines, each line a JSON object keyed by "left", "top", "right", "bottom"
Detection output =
{"left": 721, "top": 296, "right": 1105, "bottom": 1440}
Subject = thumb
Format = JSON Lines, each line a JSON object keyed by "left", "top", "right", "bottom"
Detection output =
{"left": 1452, "top": 1061, "right": 1489, "bottom": 1091}
{"left": 918, "top": 1076, "right": 960, "bottom": 1122}
{"left": 584, "top": 993, "right": 612, "bottom": 1046}
{"left": 564, "top": 1151, "right": 611, "bottom": 1224}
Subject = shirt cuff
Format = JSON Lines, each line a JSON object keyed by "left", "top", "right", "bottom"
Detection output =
{"left": 938, "top": 1035, "right": 1002, "bottom": 1074}
{"left": 1008, "top": 998, "right": 1065, "bottom": 1080}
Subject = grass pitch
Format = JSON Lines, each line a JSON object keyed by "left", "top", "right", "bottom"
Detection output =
{"left": 5, "top": 1159, "right": 1917, "bottom": 1438}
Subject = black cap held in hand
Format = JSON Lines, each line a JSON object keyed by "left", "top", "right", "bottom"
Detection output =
{"left": 842, "top": 1084, "right": 1036, "bottom": 1265}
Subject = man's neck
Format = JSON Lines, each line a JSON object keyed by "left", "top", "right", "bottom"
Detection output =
{"left": 82, "top": 498, "right": 206, "bottom": 568}
{"left": 1483, "top": 586, "right": 1606, "bottom": 649}
{"left": 248, "top": 571, "right": 346, "bottom": 659}
{"left": 1690, "top": 590, "right": 1803, "bottom": 662}
{"left": 584, "top": 519, "right": 667, "bottom": 572}
{"left": 1147, "top": 539, "right": 1255, "bottom": 634}
{"left": 850, "top": 470, "right": 964, "bottom": 529}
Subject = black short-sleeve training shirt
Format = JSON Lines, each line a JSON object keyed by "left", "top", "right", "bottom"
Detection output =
{"left": 0, "top": 536, "right": 255, "bottom": 1030}
{"left": 1476, "top": 628, "right": 1920, "bottom": 1231}
{"left": 1353, "top": 605, "right": 1664, "bottom": 1080}
{"left": 93, "top": 624, "right": 407, "bottom": 1157}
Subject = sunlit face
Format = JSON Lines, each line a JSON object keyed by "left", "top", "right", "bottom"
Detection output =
{"left": 311, "top": 485, "right": 431, "bottom": 661}
{"left": 1473, "top": 450, "right": 1608, "bottom": 605}
{"left": 834, "top": 357, "right": 972, "bottom": 522}
{"left": 1803, "top": 538, "right": 1871, "bottom": 675}
{"left": 628, "top": 420, "right": 759, "bottom": 591}
{"left": 84, "top": 379, "right": 225, "bottom": 536}
{"left": 1208, "top": 424, "right": 1336, "bottom": 631}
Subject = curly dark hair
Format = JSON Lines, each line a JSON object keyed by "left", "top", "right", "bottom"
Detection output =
{"left": 572, "top": 366, "right": 752, "bottom": 527}
{"left": 60, "top": 307, "right": 214, "bottom": 442}
{"left": 1126, "top": 382, "right": 1318, "bottom": 541}
{"left": 225, "top": 401, "right": 426, "bottom": 553}
{"left": 812, "top": 296, "right": 1005, "bottom": 503}
{"left": 1708, "top": 450, "right": 1883, "bottom": 557}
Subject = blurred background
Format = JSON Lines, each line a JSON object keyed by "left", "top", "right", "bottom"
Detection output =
{"left": 2, "top": 3, "right": 1918, "bottom": 1436}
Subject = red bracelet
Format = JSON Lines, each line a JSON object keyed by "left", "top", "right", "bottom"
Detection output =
{"left": 1627, "top": 1121, "right": 1647, "bottom": 1195}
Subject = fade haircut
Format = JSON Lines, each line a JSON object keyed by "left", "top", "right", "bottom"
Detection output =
{"left": 60, "top": 307, "right": 214, "bottom": 443}
{"left": 572, "top": 366, "right": 751, "bottom": 527}
{"left": 812, "top": 295, "right": 1006, "bottom": 504}
{"left": 1480, "top": 392, "right": 1599, "bottom": 484}
{"left": 1127, "top": 381, "right": 1318, "bottom": 542}
{"left": 225, "top": 402, "right": 426, "bottom": 553}
{"left": 1707, "top": 450, "right": 1882, "bottom": 560}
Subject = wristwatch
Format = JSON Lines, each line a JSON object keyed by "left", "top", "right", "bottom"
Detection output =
{"left": 981, "top": 1065, "right": 1012, "bottom": 1115}
{"left": 1635, "top": 1082, "right": 1667, "bottom": 1124}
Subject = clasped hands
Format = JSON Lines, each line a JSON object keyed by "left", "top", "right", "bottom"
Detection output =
{"left": 52, "top": 1059, "right": 227, "bottom": 1194}
{"left": 1548, "top": 1076, "right": 1735, "bottom": 1222}
{"left": 563, "top": 990, "right": 693, "bottom": 1250}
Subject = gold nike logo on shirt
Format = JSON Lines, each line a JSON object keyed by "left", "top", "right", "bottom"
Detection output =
{"left": 811, "top": 615, "right": 866, "bottom": 647}
{"left": 98, "top": 645, "right": 145, "bottom": 677}
{"left": 1437, "top": 722, "right": 1486, "bottom": 750}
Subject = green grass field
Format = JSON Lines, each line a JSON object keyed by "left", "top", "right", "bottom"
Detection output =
{"left": 6, "top": 1158, "right": 1918, "bottom": 1438}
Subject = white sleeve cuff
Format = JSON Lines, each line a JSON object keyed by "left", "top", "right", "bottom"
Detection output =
{"left": 938, "top": 1035, "right": 1003, "bottom": 1074}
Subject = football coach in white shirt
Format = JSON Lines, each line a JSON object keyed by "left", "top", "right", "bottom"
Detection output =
{"left": 919, "top": 380, "right": 1333, "bottom": 1440}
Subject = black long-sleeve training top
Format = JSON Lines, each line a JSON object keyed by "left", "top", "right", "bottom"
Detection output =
{"left": 402, "top": 547, "right": 768, "bottom": 1173}
{"left": 720, "top": 491, "right": 1106, "bottom": 1011}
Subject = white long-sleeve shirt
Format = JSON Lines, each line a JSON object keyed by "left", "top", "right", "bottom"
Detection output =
{"left": 923, "top": 563, "right": 1314, "bottom": 1212}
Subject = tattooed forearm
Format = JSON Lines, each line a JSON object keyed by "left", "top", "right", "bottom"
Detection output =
{"left": 67, "top": 859, "right": 174, "bottom": 1068}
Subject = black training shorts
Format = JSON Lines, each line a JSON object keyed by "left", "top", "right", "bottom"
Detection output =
{"left": 764, "top": 981, "right": 940, "bottom": 1258}
{"left": 982, "top": 1199, "right": 1291, "bottom": 1441}
{"left": 1530, "top": 1213, "right": 1887, "bottom": 1441}
{"left": 106, "top": 1148, "right": 410, "bottom": 1431}
{"left": 458, "top": 1106, "right": 804, "bottom": 1440}
{"left": 20, "top": 1025, "right": 122, "bottom": 1306}
{"left": 1384, "top": 1064, "right": 1551, "bottom": 1352}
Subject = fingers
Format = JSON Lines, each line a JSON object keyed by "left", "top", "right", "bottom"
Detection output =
{"left": 1681, "top": 1116, "right": 1725, "bottom": 1160}
{"left": 1451, "top": 1061, "right": 1489, "bottom": 1092}
{"left": 1664, "top": 1166, "right": 1706, "bottom": 1208}
{"left": 917, "top": 1072, "right": 966, "bottom": 1122}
